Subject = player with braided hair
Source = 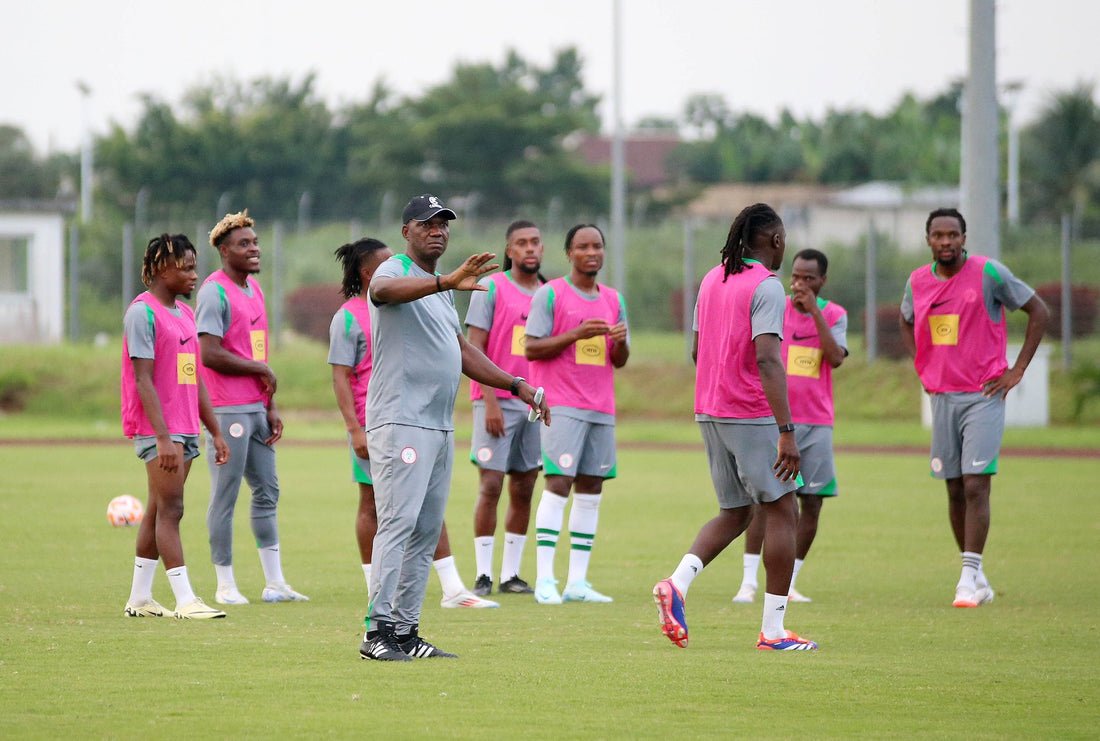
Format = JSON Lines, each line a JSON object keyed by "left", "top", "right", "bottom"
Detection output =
{"left": 654, "top": 203, "right": 817, "bottom": 651}
{"left": 121, "top": 233, "right": 229, "bottom": 619}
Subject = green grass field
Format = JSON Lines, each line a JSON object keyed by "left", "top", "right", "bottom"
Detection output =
{"left": 1, "top": 440, "right": 1096, "bottom": 739}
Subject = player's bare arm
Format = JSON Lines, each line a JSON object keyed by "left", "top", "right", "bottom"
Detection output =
{"left": 198, "top": 376, "right": 229, "bottom": 466}
{"left": 467, "top": 326, "right": 506, "bottom": 437}
{"left": 982, "top": 293, "right": 1050, "bottom": 400}
{"left": 332, "top": 364, "right": 369, "bottom": 458}
{"left": 369, "top": 253, "right": 498, "bottom": 305}
{"left": 524, "top": 318, "right": 610, "bottom": 361}
{"left": 755, "top": 333, "right": 800, "bottom": 482}
{"left": 608, "top": 322, "right": 630, "bottom": 368}
{"left": 131, "top": 357, "right": 180, "bottom": 473}
{"left": 460, "top": 334, "right": 551, "bottom": 426}
{"left": 199, "top": 333, "right": 277, "bottom": 395}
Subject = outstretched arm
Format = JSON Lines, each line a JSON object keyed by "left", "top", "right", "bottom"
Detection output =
{"left": 460, "top": 334, "right": 550, "bottom": 426}
{"left": 370, "top": 253, "right": 498, "bottom": 306}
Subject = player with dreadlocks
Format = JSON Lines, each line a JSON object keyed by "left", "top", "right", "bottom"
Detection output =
{"left": 328, "top": 238, "right": 497, "bottom": 622}
{"left": 653, "top": 203, "right": 818, "bottom": 651}
{"left": 121, "top": 233, "right": 230, "bottom": 619}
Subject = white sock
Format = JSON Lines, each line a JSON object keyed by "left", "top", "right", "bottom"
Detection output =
{"left": 975, "top": 560, "right": 990, "bottom": 590}
{"left": 670, "top": 554, "right": 704, "bottom": 597}
{"left": 789, "top": 557, "right": 805, "bottom": 592}
{"left": 761, "top": 592, "right": 789, "bottom": 639}
{"left": 474, "top": 536, "right": 495, "bottom": 580}
{"left": 259, "top": 544, "right": 286, "bottom": 587}
{"left": 741, "top": 552, "right": 761, "bottom": 590}
{"left": 361, "top": 563, "right": 371, "bottom": 597}
{"left": 165, "top": 565, "right": 196, "bottom": 608}
{"left": 959, "top": 551, "right": 982, "bottom": 591}
{"left": 567, "top": 493, "right": 601, "bottom": 584}
{"left": 214, "top": 563, "right": 236, "bottom": 590}
{"left": 500, "top": 532, "right": 527, "bottom": 582}
{"left": 127, "top": 556, "right": 159, "bottom": 604}
{"left": 433, "top": 555, "right": 466, "bottom": 599}
{"left": 535, "top": 490, "right": 568, "bottom": 582}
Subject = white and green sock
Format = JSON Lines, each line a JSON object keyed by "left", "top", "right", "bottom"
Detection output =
{"left": 566, "top": 493, "right": 601, "bottom": 584}
{"left": 361, "top": 563, "right": 371, "bottom": 595}
{"left": 534, "top": 491, "right": 568, "bottom": 582}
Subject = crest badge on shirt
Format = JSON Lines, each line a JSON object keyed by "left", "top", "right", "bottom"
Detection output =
{"left": 401, "top": 447, "right": 418, "bottom": 464}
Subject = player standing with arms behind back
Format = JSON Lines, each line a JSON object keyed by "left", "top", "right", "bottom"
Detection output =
{"left": 653, "top": 203, "right": 817, "bottom": 651}
{"left": 899, "top": 208, "right": 1048, "bottom": 608}
{"left": 121, "top": 233, "right": 229, "bottom": 619}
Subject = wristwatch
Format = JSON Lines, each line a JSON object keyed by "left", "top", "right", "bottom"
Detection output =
{"left": 777, "top": 423, "right": 795, "bottom": 433}
{"left": 510, "top": 376, "right": 525, "bottom": 396}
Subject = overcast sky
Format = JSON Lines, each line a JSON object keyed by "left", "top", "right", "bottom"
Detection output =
{"left": 3, "top": 0, "right": 1098, "bottom": 154}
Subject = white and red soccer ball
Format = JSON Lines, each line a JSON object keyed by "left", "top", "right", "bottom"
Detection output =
{"left": 107, "top": 495, "right": 144, "bottom": 527}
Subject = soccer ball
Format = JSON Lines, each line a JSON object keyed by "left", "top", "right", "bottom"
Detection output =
{"left": 107, "top": 495, "right": 144, "bottom": 527}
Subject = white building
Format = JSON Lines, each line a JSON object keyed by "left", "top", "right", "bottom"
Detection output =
{"left": 0, "top": 200, "right": 74, "bottom": 344}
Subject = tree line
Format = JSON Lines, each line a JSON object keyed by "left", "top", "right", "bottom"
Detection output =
{"left": 2, "top": 48, "right": 1099, "bottom": 231}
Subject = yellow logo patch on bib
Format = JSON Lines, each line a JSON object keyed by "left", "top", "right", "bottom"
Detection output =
{"left": 575, "top": 336, "right": 606, "bottom": 366}
{"left": 786, "top": 345, "right": 822, "bottom": 378}
{"left": 250, "top": 330, "right": 267, "bottom": 361}
{"left": 928, "top": 314, "right": 959, "bottom": 345}
{"left": 177, "top": 353, "right": 198, "bottom": 385}
{"left": 511, "top": 325, "right": 527, "bottom": 356}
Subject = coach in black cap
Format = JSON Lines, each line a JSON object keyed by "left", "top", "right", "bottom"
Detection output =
{"left": 401, "top": 194, "right": 458, "bottom": 224}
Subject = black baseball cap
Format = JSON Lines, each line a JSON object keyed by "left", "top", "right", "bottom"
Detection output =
{"left": 401, "top": 194, "right": 458, "bottom": 224}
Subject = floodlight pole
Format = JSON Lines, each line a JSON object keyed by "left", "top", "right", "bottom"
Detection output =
{"left": 961, "top": 0, "right": 999, "bottom": 258}
{"left": 76, "top": 81, "right": 94, "bottom": 223}
{"left": 610, "top": 0, "right": 626, "bottom": 293}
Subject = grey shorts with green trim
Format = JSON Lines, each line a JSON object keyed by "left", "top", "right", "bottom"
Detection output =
{"left": 929, "top": 391, "right": 1004, "bottom": 479}
{"left": 133, "top": 434, "right": 200, "bottom": 463}
{"left": 699, "top": 420, "right": 799, "bottom": 508}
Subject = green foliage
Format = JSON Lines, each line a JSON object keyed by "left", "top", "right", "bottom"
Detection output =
{"left": 669, "top": 86, "right": 963, "bottom": 186}
{"left": 1020, "top": 83, "right": 1100, "bottom": 229}
{"left": 0, "top": 125, "right": 75, "bottom": 199}
{"left": 1, "top": 444, "right": 1097, "bottom": 738}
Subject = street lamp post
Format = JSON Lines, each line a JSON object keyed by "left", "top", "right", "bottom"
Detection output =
{"left": 76, "top": 81, "right": 93, "bottom": 223}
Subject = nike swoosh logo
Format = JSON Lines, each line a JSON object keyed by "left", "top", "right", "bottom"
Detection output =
{"left": 791, "top": 333, "right": 816, "bottom": 341}
{"left": 251, "top": 315, "right": 262, "bottom": 325}
{"left": 179, "top": 336, "right": 192, "bottom": 345}
{"left": 808, "top": 481, "right": 824, "bottom": 488}
{"left": 971, "top": 459, "right": 989, "bottom": 468}
{"left": 931, "top": 300, "right": 951, "bottom": 309}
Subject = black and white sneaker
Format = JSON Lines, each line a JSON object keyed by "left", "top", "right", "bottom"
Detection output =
{"left": 398, "top": 628, "right": 458, "bottom": 659}
{"left": 473, "top": 574, "right": 493, "bottom": 596}
{"left": 498, "top": 575, "right": 535, "bottom": 594}
{"left": 360, "top": 623, "right": 413, "bottom": 662}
